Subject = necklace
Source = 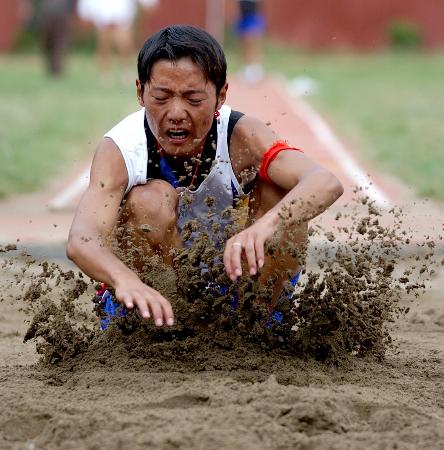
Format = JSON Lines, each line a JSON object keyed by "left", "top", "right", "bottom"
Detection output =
{"left": 156, "top": 140, "right": 205, "bottom": 191}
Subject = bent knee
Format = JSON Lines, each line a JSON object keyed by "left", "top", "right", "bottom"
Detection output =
{"left": 123, "top": 180, "right": 179, "bottom": 226}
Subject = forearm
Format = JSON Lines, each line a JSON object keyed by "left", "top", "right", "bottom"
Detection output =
{"left": 67, "top": 229, "right": 174, "bottom": 326}
{"left": 263, "top": 170, "right": 343, "bottom": 227}
{"left": 67, "top": 234, "right": 139, "bottom": 289}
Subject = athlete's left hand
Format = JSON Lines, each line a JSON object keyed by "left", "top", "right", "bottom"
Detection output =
{"left": 223, "top": 213, "right": 277, "bottom": 281}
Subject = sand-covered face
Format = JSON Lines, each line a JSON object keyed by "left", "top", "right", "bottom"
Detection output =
{"left": 138, "top": 57, "right": 227, "bottom": 159}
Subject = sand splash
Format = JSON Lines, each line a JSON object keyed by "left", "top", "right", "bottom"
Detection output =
{"left": 2, "top": 196, "right": 441, "bottom": 370}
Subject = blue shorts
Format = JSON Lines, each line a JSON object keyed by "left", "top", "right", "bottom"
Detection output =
{"left": 93, "top": 272, "right": 301, "bottom": 331}
{"left": 235, "top": 13, "right": 265, "bottom": 36}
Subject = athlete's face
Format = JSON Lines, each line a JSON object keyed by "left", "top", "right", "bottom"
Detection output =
{"left": 137, "top": 57, "right": 227, "bottom": 158}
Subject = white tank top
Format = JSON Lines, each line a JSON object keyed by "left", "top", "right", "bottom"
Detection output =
{"left": 104, "top": 105, "right": 245, "bottom": 244}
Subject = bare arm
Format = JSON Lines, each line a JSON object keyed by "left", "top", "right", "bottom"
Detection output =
{"left": 224, "top": 116, "right": 344, "bottom": 280}
{"left": 67, "top": 138, "right": 174, "bottom": 326}
{"left": 260, "top": 150, "right": 344, "bottom": 224}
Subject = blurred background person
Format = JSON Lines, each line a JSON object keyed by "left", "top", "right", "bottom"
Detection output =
{"left": 77, "top": 0, "right": 158, "bottom": 85}
{"left": 34, "top": 0, "right": 76, "bottom": 77}
{"left": 234, "top": 0, "right": 265, "bottom": 84}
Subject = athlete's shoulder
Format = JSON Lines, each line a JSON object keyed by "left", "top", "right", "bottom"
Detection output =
{"left": 105, "top": 108, "right": 145, "bottom": 139}
{"left": 101, "top": 109, "right": 147, "bottom": 193}
{"left": 104, "top": 108, "right": 146, "bottom": 156}
{"left": 231, "top": 113, "right": 278, "bottom": 154}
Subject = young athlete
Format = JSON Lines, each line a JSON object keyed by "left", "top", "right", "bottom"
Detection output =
{"left": 67, "top": 25, "right": 343, "bottom": 329}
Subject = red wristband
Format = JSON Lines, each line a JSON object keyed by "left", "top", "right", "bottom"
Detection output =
{"left": 258, "top": 141, "right": 303, "bottom": 183}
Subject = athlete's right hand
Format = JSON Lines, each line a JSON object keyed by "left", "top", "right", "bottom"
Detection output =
{"left": 114, "top": 274, "right": 174, "bottom": 327}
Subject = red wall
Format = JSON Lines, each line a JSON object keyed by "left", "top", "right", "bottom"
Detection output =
{"left": 0, "top": 0, "right": 22, "bottom": 51}
{"left": 263, "top": 0, "right": 444, "bottom": 49}
{"left": 2, "top": 0, "right": 444, "bottom": 51}
{"left": 140, "top": 0, "right": 206, "bottom": 40}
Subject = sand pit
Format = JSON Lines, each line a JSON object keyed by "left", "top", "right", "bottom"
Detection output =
{"left": 1, "top": 201, "right": 444, "bottom": 450}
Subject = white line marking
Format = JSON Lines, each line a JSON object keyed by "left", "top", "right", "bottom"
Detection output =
{"left": 276, "top": 78, "right": 391, "bottom": 207}
{"left": 48, "top": 167, "right": 90, "bottom": 211}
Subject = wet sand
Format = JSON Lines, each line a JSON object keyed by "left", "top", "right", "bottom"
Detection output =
{"left": 1, "top": 204, "right": 444, "bottom": 450}
{"left": 1, "top": 275, "right": 443, "bottom": 449}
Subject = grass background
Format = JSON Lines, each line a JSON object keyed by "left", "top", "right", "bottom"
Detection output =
{"left": 0, "top": 55, "right": 135, "bottom": 198}
{"left": 260, "top": 45, "right": 444, "bottom": 200}
{"left": 1, "top": 40, "right": 443, "bottom": 199}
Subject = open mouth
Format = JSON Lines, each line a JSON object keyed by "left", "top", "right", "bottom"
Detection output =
{"left": 166, "top": 129, "right": 190, "bottom": 140}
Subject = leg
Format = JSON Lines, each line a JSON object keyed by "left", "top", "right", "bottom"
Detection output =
{"left": 115, "top": 180, "right": 182, "bottom": 271}
{"left": 95, "top": 180, "right": 180, "bottom": 330}
{"left": 242, "top": 32, "right": 262, "bottom": 66}
{"left": 40, "top": 20, "right": 53, "bottom": 75}
{"left": 240, "top": 32, "right": 264, "bottom": 84}
{"left": 237, "top": 3, "right": 265, "bottom": 84}
{"left": 96, "top": 24, "right": 113, "bottom": 83}
{"left": 50, "top": 16, "right": 70, "bottom": 76}
{"left": 247, "top": 179, "right": 308, "bottom": 312}
{"left": 113, "top": 23, "right": 135, "bottom": 85}
{"left": 113, "top": 24, "right": 134, "bottom": 65}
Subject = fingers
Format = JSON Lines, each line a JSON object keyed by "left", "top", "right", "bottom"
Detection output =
{"left": 120, "top": 292, "right": 134, "bottom": 310}
{"left": 145, "top": 293, "right": 175, "bottom": 327}
{"left": 148, "top": 289, "right": 174, "bottom": 326}
{"left": 148, "top": 300, "right": 163, "bottom": 326}
{"left": 117, "top": 288, "right": 174, "bottom": 328}
{"left": 223, "top": 239, "right": 234, "bottom": 280}
{"left": 255, "top": 236, "right": 265, "bottom": 270}
{"left": 133, "top": 292, "right": 151, "bottom": 320}
{"left": 160, "top": 298, "right": 175, "bottom": 327}
{"left": 244, "top": 234, "right": 257, "bottom": 276}
{"left": 224, "top": 232, "right": 266, "bottom": 281}
{"left": 230, "top": 241, "right": 243, "bottom": 281}
{"left": 224, "top": 238, "right": 242, "bottom": 281}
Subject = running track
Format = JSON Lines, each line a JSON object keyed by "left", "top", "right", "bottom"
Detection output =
{"left": 0, "top": 77, "right": 403, "bottom": 246}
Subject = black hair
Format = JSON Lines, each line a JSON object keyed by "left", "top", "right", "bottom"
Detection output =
{"left": 137, "top": 24, "right": 227, "bottom": 94}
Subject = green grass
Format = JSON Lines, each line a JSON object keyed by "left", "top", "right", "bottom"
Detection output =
{"left": 0, "top": 54, "right": 136, "bottom": 198}
{"left": 1, "top": 47, "right": 444, "bottom": 200}
{"left": 254, "top": 43, "right": 444, "bottom": 200}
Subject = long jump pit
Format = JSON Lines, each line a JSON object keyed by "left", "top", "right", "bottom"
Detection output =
{"left": 0, "top": 77, "right": 443, "bottom": 449}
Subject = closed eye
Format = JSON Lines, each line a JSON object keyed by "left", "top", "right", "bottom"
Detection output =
{"left": 188, "top": 99, "right": 203, "bottom": 105}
